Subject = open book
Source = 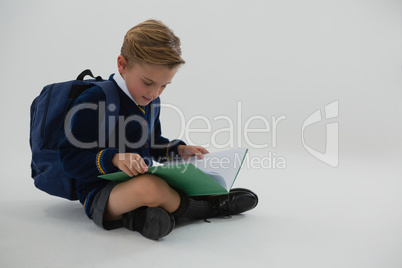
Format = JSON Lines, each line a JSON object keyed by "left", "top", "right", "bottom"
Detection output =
{"left": 98, "top": 147, "right": 248, "bottom": 196}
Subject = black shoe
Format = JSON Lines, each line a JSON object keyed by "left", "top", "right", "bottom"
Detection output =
{"left": 122, "top": 207, "right": 175, "bottom": 240}
{"left": 207, "top": 188, "right": 258, "bottom": 217}
{"left": 230, "top": 188, "right": 259, "bottom": 205}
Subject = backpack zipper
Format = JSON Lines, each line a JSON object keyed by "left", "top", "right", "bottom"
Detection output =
{"left": 41, "top": 84, "right": 54, "bottom": 139}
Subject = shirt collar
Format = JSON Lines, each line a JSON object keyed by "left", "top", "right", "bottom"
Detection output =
{"left": 113, "top": 71, "right": 138, "bottom": 106}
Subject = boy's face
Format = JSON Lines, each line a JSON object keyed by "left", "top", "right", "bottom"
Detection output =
{"left": 118, "top": 55, "right": 178, "bottom": 106}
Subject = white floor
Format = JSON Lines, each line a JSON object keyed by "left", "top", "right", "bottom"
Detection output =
{"left": 1, "top": 152, "right": 401, "bottom": 268}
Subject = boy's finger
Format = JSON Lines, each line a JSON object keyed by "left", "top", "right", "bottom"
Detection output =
{"left": 121, "top": 166, "right": 134, "bottom": 177}
{"left": 136, "top": 159, "right": 148, "bottom": 173}
{"left": 130, "top": 167, "right": 139, "bottom": 176}
{"left": 140, "top": 160, "right": 149, "bottom": 172}
{"left": 195, "top": 146, "right": 209, "bottom": 154}
{"left": 133, "top": 156, "right": 148, "bottom": 173}
{"left": 193, "top": 148, "right": 204, "bottom": 159}
{"left": 129, "top": 160, "right": 141, "bottom": 175}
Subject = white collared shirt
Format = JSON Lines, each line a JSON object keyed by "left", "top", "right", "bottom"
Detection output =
{"left": 113, "top": 71, "right": 138, "bottom": 105}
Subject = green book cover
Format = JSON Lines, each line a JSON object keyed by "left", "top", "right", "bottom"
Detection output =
{"left": 99, "top": 148, "right": 248, "bottom": 196}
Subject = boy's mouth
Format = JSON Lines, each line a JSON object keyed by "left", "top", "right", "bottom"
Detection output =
{"left": 143, "top": 96, "right": 152, "bottom": 102}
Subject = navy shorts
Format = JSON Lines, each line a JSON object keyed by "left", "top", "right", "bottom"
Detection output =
{"left": 88, "top": 181, "right": 123, "bottom": 230}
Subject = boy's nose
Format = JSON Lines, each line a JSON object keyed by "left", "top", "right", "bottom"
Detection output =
{"left": 149, "top": 88, "right": 160, "bottom": 98}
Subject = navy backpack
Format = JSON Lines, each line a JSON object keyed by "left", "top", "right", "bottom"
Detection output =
{"left": 29, "top": 70, "right": 120, "bottom": 200}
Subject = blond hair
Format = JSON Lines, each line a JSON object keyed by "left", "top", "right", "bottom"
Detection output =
{"left": 121, "top": 20, "right": 185, "bottom": 68}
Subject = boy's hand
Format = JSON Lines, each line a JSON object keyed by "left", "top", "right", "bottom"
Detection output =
{"left": 177, "top": 145, "right": 209, "bottom": 160}
{"left": 112, "top": 153, "right": 148, "bottom": 177}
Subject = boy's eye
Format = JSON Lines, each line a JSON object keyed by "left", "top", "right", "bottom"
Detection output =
{"left": 143, "top": 80, "right": 152, "bottom": 86}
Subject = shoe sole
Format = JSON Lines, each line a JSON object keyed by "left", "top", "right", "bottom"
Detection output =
{"left": 124, "top": 207, "right": 175, "bottom": 240}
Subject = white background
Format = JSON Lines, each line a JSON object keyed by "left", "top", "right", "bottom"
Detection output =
{"left": 0, "top": 0, "right": 401, "bottom": 267}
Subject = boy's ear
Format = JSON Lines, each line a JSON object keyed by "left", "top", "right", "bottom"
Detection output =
{"left": 117, "top": 55, "right": 128, "bottom": 74}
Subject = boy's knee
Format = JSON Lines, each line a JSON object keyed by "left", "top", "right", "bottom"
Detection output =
{"left": 132, "top": 175, "right": 171, "bottom": 207}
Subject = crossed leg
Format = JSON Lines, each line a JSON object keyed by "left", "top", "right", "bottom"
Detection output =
{"left": 104, "top": 174, "right": 181, "bottom": 221}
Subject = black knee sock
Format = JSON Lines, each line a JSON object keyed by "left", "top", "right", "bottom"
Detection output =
{"left": 172, "top": 190, "right": 212, "bottom": 219}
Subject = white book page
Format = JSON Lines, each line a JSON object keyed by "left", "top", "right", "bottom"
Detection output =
{"left": 165, "top": 147, "right": 248, "bottom": 191}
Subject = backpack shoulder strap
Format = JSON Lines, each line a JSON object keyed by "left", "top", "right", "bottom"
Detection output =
{"left": 93, "top": 80, "right": 120, "bottom": 147}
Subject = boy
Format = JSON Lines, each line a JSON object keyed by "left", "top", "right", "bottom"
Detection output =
{"left": 59, "top": 19, "right": 258, "bottom": 240}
